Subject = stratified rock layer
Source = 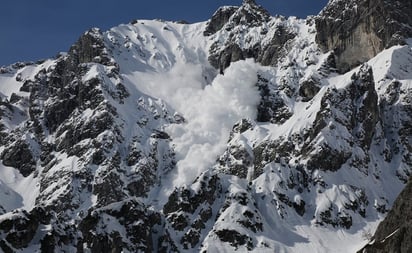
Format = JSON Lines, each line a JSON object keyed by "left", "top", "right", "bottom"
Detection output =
{"left": 316, "top": 0, "right": 412, "bottom": 72}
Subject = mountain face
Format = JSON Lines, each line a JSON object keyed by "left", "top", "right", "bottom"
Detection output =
{"left": 0, "top": 0, "right": 412, "bottom": 252}
{"left": 358, "top": 179, "right": 412, "bottom": 253}
{"left": 316, "top": 0, "right": 412, "bottom": 72}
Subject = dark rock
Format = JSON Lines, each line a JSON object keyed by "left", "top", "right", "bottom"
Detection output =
{"left": 0, "top": 67, "right": 11, "bottom": 74}
{"left": 40, "top": 233, "right": 55, "bottom": 253}
{"left": 350, "top": 64, "right": 379, "bottom": 149}
{"left": 209, "top": 24, "right": 295, "bottom": 73}
{"left": 207, "top": 1, "right": 294, "bottom": 72}
{"left": 238, "top": 209, "right": 263, "bottom": 233}
{"left": 39, "top": 27, "right": 118, "bottom": 133}
{"left": 175, "top": 20, "right": 189, "bottom": 24}
{"left": 11, "top": 62, "right": 31, "bottom": 70}
{"left": 218, "top": 144, "right": 253, "bottom": 179}
{"left": 231, "top": 118, "right": 254, "bottom": 135}
{"left": 316, "top": 0, "right": 412, "bottom": 72}
{"left": 126, "top": 164, "right": 157, "bottom": 197}
{"left": 1, "top": 140, "right": 36, "bottom": 177}
{"left": 315, "top": 205, "right": 356, "bottom": 229}
{"left": 56, "top": 110, "right": 114, "bottom": 152}
{"left": 0, "top": 100, "right": 13, "bottom": 113}
{"left": 93, "top": 172, "right": 126, "bottom": 207}
{"left": 163, "top": 173, "right": 221, "bottom": 250}
{"left": 256, "top": 75, "right": 293, "bottom": 124}
{"left": 293, "top": 200, "right": 306, "bottom": 216}
{"left": 40, "top": 142, "right": 55, "bottom": 166}
{"left": 79, "top": 200, "right": 161, "bottom": 253}
{"left": 9, "top": 93, "right": 22, "bottom": 104}
{"left": 232, "top": 0, "right": 271, "bottom": 26}
{"left": 274, "top": 191, "right": 307, "bottom": 217}
{"left": 204, "top": 6, "right": 239, "bottom": 36}
{"left": 181, "top": 229, "right": 201, "bottom": 249}
{"left": 169, "top": 213, "right": 189, "bottom": 231}
{"left": 0, "top": 210, "right": 39, "bottom": 249}
{"left": 0, "top": 240, "right": 14, "bottom": 253}
{"left": 151, "top": 130, "right": 170, "bottom": 139}
{"left": 210, "top": 44, "right": 245, "bottom": 74}
{"left": 158, "top": 231, "right": 179, "bottom": 253}
{"left": 69, "top": 28, "right": 111, "bottom": 65}
{"left": 91, "top": 149, "right": 105, "bottom": 165}
{"left": 85, "top": 233, "right": 123, "bottom": 253}
{"left": 359, "top": 179, "right": 412, "bottom": 253}
{"left": 299, "top": 77, "right": 321, "bottom": 101}
{"left": 256, "top": 24, "right": 296, "bottom": 66}
{"left": 306, "top": 143, "right": 351, "bottom": 172}
{"left": 339, "top": 212, "right": 353, "bottom": 229}
{"left": 115, "top": 82, "right": 130, "bottom": 102}
{"left": 164, "top": 173, "right": 221, "bottom": 215}
{"left": 216, "top": 229, "right": 253, "bottom": 250}
{"left": 304, "top": 64, "right": 379, "bottom": 171}
{"left": 253, "top": 139, "right": 295, "bottom": 176}
{"left": 127, "top": 139, "right": 174, "bottom": 197}
{"left": 2, "top": 1, "right": 412, "bottom": 251}
{"left": 199, "top": 207, "right": 213, "bottom": 222}
{"left": 126, "top": 148, "right": 142, "bottom": 166}
{"left": 19, "top": 80, "right": 33, "bottom": 92}
{"left": 15, "top": 73, "right": 23, "bottom": 82}
{"left": 44, "top": 63, "right": 103, "bottom": 133}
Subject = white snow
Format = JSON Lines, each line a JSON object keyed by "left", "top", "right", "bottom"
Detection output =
{"left": 164, "top": 60, "right": 260, "bottom": 187}
{"left": 0, "top": 8, "right": 411, "bottom": 253}
{"left": 0, "top": 164, "right": 39, "bottom": 211}
{"left": 94, "top": 16, "right": 412, "bottom": 253}
{"left": 108, "top": 21, "right": 260, "bottom": 190}
{"left": 0, "top": 59, "right": 55, "bottom": 98}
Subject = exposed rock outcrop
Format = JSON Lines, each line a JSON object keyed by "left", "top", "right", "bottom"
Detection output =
{"left": 1, "top": 139, "right": 36, "bottom": 177}
{"left": 1, "top": 0, "right": 412, "bottom": 252}
{"left": 204, "top": 6, "right": 239, "bottom": 36}
{"left": 359, "top": 179, "right": 412, "bottom": 253}
{"left": 316, "top": 0, "right": 412, "bottom": 72}
{"left": 162, "top": 172, "right": 222, "bottom": 250}
{"left": 304, "top": 64, "right": 379, "bottom": 171}
{"left": 206, "top": 0, "right": 295, "bottom": 73}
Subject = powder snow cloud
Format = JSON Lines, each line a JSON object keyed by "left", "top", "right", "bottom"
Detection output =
{"left": 138, "top": 59, "right": 261, "bottom": 186}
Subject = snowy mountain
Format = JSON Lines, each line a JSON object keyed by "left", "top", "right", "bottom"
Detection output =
{"left": 359, "top": 178, "right": 412, "bottom": 252}
{"left": 1, "top": 0, "right": 412, "bottom": 252}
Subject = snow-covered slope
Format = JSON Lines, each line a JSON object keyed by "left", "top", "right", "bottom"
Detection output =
{"left": 1, "top": 0, "right": 412, "bottom": 252}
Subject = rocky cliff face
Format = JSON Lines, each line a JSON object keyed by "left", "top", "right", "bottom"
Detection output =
{"left": 206, "top": 0, "right": 296, "bottom": 73}
{"left": 316, "top": 0, "right": 412, "bottom": 72}
{"left": 1, "top": 0, "right": 412, "bottom": 252}
{"left": 0, "top": 28, "right": 176, "bottom": 253}
{"left": 359, "top": 179, "right": 412, "bottom": 253}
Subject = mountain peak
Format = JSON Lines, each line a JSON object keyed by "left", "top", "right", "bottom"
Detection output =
{"left": 231, "top": 0, "right": 271, "bottom": 26}
{"left": 2, "top": 1, "right": 412, "bottom": 252}
{"left": 204, "top": 0, "right": 270, "bottom": 36}
{"left": 242, "top": 0, "right": 257, "bottom": 5}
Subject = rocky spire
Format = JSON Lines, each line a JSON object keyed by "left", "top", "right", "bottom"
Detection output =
{"left": 230, "top": 3, "right": 270, "bottom": 29}
{"left": 204, "top": 6, "right": 239, "bottom": 36}
{"left": 204, "top": 0, "right": 270, "bottom": 36}
{"left": 315, "top": 0, "right": 412, "bottom": 72}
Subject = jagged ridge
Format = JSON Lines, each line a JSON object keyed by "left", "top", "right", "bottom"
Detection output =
{"left": 0, "top": 0, "right": 412, "bottom": 252}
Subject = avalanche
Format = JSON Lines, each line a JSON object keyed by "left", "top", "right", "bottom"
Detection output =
{"left": 0, "top": 0, "right": 412, "bottom": 252}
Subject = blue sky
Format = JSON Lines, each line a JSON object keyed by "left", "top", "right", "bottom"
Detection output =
{"left": 0, "top": 0, "right": 328, "bottom": 66}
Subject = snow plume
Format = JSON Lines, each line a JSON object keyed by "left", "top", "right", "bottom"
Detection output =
{"left": 139, "top": 59, "right": 261, "bottom": 187}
